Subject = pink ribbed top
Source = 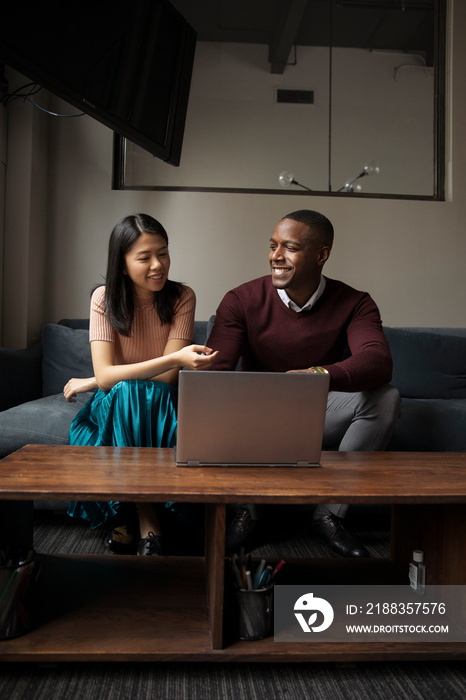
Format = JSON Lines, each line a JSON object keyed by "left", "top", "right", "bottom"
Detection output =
{"left": 89, "top": 285, "right": 196, "bottom": 364}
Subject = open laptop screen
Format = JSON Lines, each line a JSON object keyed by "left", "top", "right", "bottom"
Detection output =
{"left": 175, "top": 370, "right": 329, "bottom": 467}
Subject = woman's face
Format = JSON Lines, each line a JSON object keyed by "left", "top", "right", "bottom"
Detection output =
{"left": 124, "top": 231, "right": 170, "bottom": 297}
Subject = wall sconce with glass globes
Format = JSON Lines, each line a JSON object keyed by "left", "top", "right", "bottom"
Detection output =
{"left": 278, "top": 161, "right": 380, "bottom": 193}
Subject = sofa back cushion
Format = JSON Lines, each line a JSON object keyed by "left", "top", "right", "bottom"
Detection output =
{"left": 42, "top": 324, "right": 94, "bottom": 397}
{"left": 384, "top": 327, "right": 466, "bottom": 399}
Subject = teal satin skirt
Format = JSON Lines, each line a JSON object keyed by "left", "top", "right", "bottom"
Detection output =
{"left": 67, "top": 380, "right": 177, "bottom": 528}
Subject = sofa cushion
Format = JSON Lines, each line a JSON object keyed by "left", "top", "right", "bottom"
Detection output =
{"left": 387, "top": 397, "right": 466, "bottom": 452}
{"left": 206, "top": 315, "right": 216, "bottom": 341}
{"left": 42, "top": 324, "right": 94, "bottom": 397}
{"left": 384, "top": 328, "right": 466, "bottom": 399}
{"left": 0, "top": 392, "right": 93, "bottom": 458}
{"left": 58, "top": 318, "right": 90, "bottom": 330}
{"left": 193, "top": 320, "right": 208, "bottom": 345}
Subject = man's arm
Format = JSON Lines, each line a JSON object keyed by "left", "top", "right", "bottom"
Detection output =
{"left": 289, "top": 294, "right": 392, "bottom": 392}
{"left": 323, "top": 295, "right": 392, "bottom": 392}
{"left": 206, "top": 291, "right": 246, "bottom": 371}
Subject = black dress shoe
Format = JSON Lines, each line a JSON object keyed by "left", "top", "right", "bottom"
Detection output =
{"left": 313, "top": 513, "right": 370, "bottom": 558}
{"left": 104, "top": 524, "right": 138, "bottom": 555}
{"left": 225, "top": 508, "right": 256, "bottom": 553}
{"left": 137, "top": 532, "right": 164, "bottom": 556}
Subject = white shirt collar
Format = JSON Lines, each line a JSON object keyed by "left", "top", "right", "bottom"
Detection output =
{"left": 277, "top": 276, "right": 326, "bottom": 312}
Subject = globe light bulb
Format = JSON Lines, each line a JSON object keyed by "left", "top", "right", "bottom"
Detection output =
{"left": 344, "top": 181, "right": 362, "bottom": 193}
{"left": 278, "top": 171, "right": 313, "bottom": 192}
{"left": 363, "top": 161, "right": 380, "bottom": 177}
{"left": 279, "top": 170, "right": 296, "bottom": 188}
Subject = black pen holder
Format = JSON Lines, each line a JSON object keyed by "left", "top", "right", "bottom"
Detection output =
{"left": 236, "top": 584, "right": 274, "bottom": 640}
{"left": 0, "top": 551, "right": 40, "bottom": 640}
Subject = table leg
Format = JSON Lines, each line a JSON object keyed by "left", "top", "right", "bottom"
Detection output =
{"left": 0, "top": 501, "right": 33, "bottom": 549}
{"left": 205, "top": 503, "right": 226, "bottom": 649}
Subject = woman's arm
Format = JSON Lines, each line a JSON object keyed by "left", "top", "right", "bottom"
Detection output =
{"left": 64, "top": 338, "right": 197, "bottom": 399}
{"left": 91, "top": 339, "right": 217, "bottom": 392}
{"left": 64, "top": 377, "right": 98, "bottom": 402}
{"left": 151, "top": 338, "right": 192, "bottom": 386}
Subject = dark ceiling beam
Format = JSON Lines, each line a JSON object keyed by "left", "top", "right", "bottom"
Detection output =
{"left": 269, "top": 0, "right": 309, "bottom": 74}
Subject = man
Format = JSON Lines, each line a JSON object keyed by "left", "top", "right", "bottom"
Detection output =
{"left": 207, "top": 209, "right": 400, "bottom": 558}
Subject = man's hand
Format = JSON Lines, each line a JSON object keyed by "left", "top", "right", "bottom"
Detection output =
{"left": 286, "top": 366, "right": 329, "bottom": 375}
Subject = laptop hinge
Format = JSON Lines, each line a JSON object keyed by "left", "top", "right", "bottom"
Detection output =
{"left": 187, "top": 460, "right": 201, "bottom": 467}
{"left": 297, "top": 461, "right": 311, "bottom": 467}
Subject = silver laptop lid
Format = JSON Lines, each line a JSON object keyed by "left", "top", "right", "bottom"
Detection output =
{"left": 176, "top": 370, "right": 329, "bottom": 467}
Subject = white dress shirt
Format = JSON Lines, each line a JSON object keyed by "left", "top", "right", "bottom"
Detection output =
{"left": 277, "top": 276, "right": 326, "bottom": 312}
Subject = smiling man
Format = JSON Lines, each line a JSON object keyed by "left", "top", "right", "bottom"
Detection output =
{"left": 207, "top": 209, "right": 400, "bottom": 558}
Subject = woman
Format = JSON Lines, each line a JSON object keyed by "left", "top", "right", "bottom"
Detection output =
{"left": 65, "top": 213, "right": 217, "bottom": 555}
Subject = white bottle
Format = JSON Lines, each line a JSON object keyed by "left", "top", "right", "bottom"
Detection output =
{"left": 409, "top": 550, "right": 426, "bottom": 594}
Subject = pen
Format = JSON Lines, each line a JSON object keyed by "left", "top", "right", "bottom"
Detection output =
{"left": 258, "top": 565, "right": 273, "bottom": 587}
{"left": 231, "top": 556, "right": 243, "bottom": 588}
{"left": 246, "top": 570, "right": 253, "bottom": 590}
{"left": 253, "top": 559, "right": 267, "bottom": 588}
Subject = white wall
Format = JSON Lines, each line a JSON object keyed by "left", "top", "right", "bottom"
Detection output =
{"left": 2, "top": 1, "right": 465, "bottom": 348}
{"left": 125, "top": 42, "right": 434, "bottom": 195}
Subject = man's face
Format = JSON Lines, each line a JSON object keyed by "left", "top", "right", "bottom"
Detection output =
{"left": 268, "top": 218, "right": 330, "bottom": 307}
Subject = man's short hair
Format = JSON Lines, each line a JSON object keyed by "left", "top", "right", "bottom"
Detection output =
{"left": 282, "top": 210, "right": 334, "bottom": 249}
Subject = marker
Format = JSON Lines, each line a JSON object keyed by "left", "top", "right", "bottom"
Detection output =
{"left": 270, "top": 559, "right": 285, "bottom": 581}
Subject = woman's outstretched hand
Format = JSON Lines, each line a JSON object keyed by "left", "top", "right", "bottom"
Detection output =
{"left": 175, "top": 345, "right": 219, "bottom": 371}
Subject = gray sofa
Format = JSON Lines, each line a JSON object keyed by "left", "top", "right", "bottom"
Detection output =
{"left": 1, "top": 320, "right": 466, "bottom": 460}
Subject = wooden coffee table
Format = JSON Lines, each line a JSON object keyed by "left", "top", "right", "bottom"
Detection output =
{"left": 0, "top": 445, "right": 465, "bottom": 662}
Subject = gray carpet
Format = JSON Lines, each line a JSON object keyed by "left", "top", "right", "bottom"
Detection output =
{"left": 0, "top": 508, "right": 465, "bottom": 699}
{"left": 31, "top": 504, "right": 392, "bottom": 559}
{"left": 1, "top": 658, "right": 466, "bottom": 700}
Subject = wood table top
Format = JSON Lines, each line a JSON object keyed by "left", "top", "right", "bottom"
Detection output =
{"left": 1, "top": 445, "right": 465, "bottom": 504}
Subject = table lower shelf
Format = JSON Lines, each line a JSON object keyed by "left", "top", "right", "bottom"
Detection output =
{"left": 1, "top": 554, "right": 465, "bottom": 662}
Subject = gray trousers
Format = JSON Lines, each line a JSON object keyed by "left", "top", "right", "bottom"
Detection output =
{"left": 317, "top": 384, "right": 401, "bottom": 518}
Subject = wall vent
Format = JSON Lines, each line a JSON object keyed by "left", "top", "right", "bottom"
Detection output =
{"left": 276, "top": 88, "right": 314, "bottom": 104}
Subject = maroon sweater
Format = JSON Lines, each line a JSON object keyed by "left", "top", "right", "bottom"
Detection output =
{"left": 207, "top": 276, "right": 393, "bottom": 392}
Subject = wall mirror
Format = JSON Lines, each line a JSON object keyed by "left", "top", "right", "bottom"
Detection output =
{"left": 113, "top": 0, "right": 446, "bottom": 199}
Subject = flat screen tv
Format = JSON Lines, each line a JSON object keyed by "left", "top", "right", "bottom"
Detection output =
{"left": 0, "top": 0, "right": 197, "bottom": 166}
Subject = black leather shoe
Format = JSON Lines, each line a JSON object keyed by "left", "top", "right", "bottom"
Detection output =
{"left": 313, "top": 514, "right": 370, "bottom": 558}
{"left": 105, "top": 524, "right": 138, "bottom": 555}
{"left": 137, "top": 532, "right": 164, "bottom": 556}
{"left": 225, "top": 508, "right": 256, "bottom": 553}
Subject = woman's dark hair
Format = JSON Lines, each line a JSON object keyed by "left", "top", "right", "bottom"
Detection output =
{"left": 104, "top": 213, "right": 184, "bottom": 336}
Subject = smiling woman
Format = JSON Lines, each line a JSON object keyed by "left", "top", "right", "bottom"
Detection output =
{"left": 124, "top": 231, "right": 171, "bottom": 298}
{"left": 64, "top": 213, "right": 218, "bottom": 556}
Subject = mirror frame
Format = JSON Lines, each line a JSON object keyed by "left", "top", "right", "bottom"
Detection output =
{"left": 113, "top": 0, "right": 446, "bottom": 201}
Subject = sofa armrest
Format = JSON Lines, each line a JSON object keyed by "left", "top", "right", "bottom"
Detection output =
{"left": 0, "top": 343, "right": 43, "bottom": 411}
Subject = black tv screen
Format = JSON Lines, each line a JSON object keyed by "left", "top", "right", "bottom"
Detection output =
{"left": 0, "top": 0, "right": 197, "bottom": 166}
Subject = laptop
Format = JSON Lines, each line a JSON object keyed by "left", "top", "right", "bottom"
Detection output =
{"left": 175, "top": 370, "right": 329, "bottom": 467}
